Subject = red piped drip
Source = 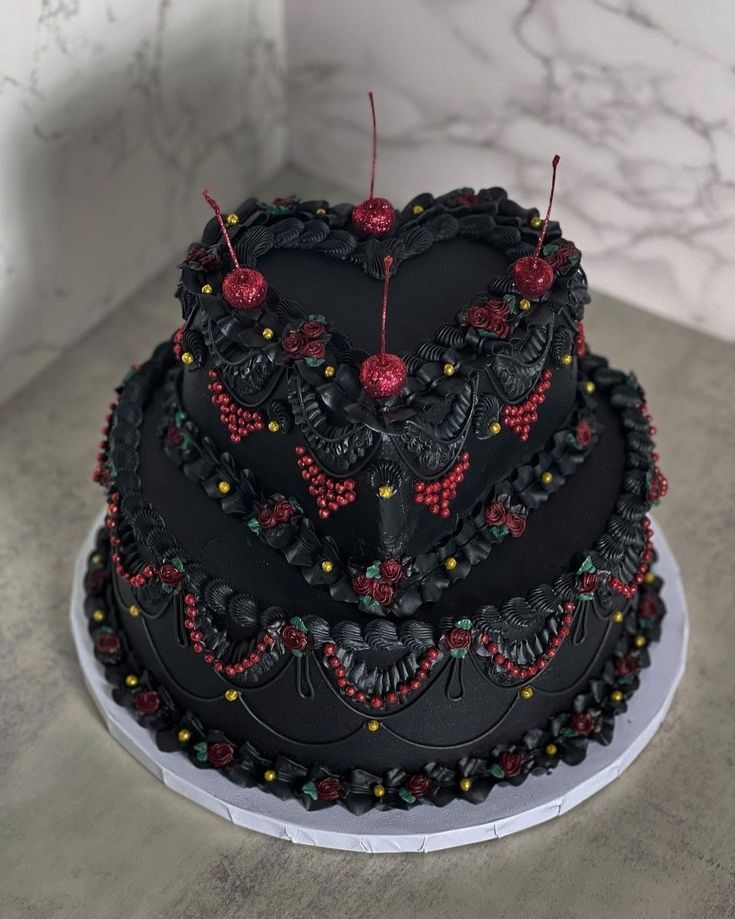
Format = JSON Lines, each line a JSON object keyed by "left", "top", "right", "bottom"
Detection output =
{"left": 295, "top": 446, "right": 356, "bottom": 519}
{"left": 509, "top": 155, "right": 560, "bottom": 299}
{"left": 360, "top": 254, "right": 407, "bottom": 399}
{"left": 322, "top": 643, "right": 440, "bottom": 709}
{"left": 202, "top": 189, "right": 268, "bottom": 310}
{"left": 412, "top": 452, "right": 470, "bottom": 518}
{"left": 501, "top": 370, "right": 552, "bottom": 441}
{"left": 352, "top": 92, "right": 396, "bottom": 237}
{"left": 575, "top": 321, "right": 587, "bottom": 359}
{"left": 184, "top": 591, "right": 274, "bottom": 674}
{"left": 207, "top": 370, "right": 264, "bottom": 443}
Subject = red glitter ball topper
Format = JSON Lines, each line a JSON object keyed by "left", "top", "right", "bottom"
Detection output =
{"left": 510, "top": 155, "right": 560, "bottom": 300}
{"left": 359, "top": 255, "right": 407, "bottom": 400}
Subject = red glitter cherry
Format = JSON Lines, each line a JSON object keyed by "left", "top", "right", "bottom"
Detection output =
{"left": 352, "top": 92, "right": 395, "bottom": 237}
{"left": 509, "top": 154, "right": 560, "bottom": 300}
{"left": 203, "top": 189, "right": 267, "bottom": 310}
{"left": 360, "top": 255, "right": 407, "bottom": 399}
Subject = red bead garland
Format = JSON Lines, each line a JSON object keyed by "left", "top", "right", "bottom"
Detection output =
{"left": 501, "top": 370, "right": 552, "bottom": 442}
{"left": 105, "top": 492, "right": 157, "bottom": 589}
{"left": 481, "top": 599, "right": 576, "bottom": 680}
{"left": 412, "top": 452, "right": 470, "bottom": 518}
{"left": 295, "top": 446, "right": 356, "bottom": 519}
{"left": 609, "top": 515, "right": 655, "bottom": 599}
{"left": 92, "top": 396, "right": 120, "bottom": 487}
{"left": 184, "top": 591, "right": 274, "bottom": 674}
{"left": 322, "top": 643, "right": 440, "bottom": 709}
{"left": 207, "top": 370, "right": 265, "bottom": 444}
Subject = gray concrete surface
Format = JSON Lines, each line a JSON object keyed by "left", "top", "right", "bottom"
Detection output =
{"left": 1, "top": 170, "right": 734, "bottom": 919}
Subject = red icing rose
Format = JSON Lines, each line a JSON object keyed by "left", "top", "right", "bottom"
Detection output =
{"left": 184, "top": 245, "right": 220, "bottom": 271}
{"left": 281, "top": 624, "right": 308, "bottom": 652}
{"left": 281, "top": 331, "right": 306, "bottom": 355}
{"left": 378, "top": 559, "right": 403, "bottom": 583}
{"left": 133, "top": 690, "right": 161, "bottom": 715}
{"left": 95, "top": 632, "right": 121, "bottom": 657}
{"left": 166, "top": 426, "right": 182, "bottom": 447}
{"left": 445, "top": 627, "right": 471, "bottom": 651}
{"left": 467, "top": 305, "right": 491, "bottom": 329}
{"left": 499, "top": 751, "right": 524, "bottom": 778}
{"left": 207, "top": 742, "right": 235, "bottom": 768}
{"left": 505, "top": 512, "right": 527, "bottom": 538}
{"left": 638, "top": 597, "right": 658, "bottom": 619}
{"left": 273, "top": 500, "right": 295, "bottom": 524}
{"left": 570, "top": 712, "right": 596, "bottom": 736}
{"left": 406, "top": 773, "right": 432, "bottom": 797}
{"left": 576, "top": 572, "right": 599, "bottom": 594}
{"left": 467, "top": 300, "right": 509, "bottom": 338}
{"left": 301, "top": 320, "right": 325, "bottom": 340}
{"left": 159, "top": 564, "right": 183, "bottom": 586}
{"left": 315, "top": 776, "right": 342, "bottom": 800}
{"left": 88, "top": 568, "right": 109, "bottom": 592}
{"left": 300, "top": 340, "right": 326, "bottom": 360}
{"left": 257, "top": 506, "right": 276, "bottom": 530}
{"left": 575, "top": 419, "right": 593, "bottom": 448}
{"left": 615, "top": 655, "right": 639, "bottom": 678}
{"left": 371, "top": 580, "right": 396, "bottom": 606}
{"left": 484, "top": 501, "right": 507, "bottom": 527}
{"left": 455, "top": 192, "right": 477, "bottom": 207}
{"left": 352, "top": 574, "right": 373, "bottom": 597}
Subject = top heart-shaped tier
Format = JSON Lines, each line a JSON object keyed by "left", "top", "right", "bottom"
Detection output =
{"left": 169, "top": 187, "right": 590, "bottom": 618}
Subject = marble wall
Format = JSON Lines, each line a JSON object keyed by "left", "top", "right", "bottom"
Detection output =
{"left": 285, "top": 0, "right": 735, "bottom": 342}
{"left": 0, "top": 0, "right": 286, "bottom": 404}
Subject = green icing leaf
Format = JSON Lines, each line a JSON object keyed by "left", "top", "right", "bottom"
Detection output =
{"left": 542, "top": 243, "right": 559, "bottom": 256}
{"left": 491, "top": 524, "right": 509, "bottom": 539}
{"left": 559, "top": 726, "right": 578, "bottom": 738}
{"left": 399, "top": 787, "right": 416, "bottom": 805}
{"left": 247, "top": 518, "right": 261, "bottom": 534}
{"left": 174, "top": 410, "right": 187, "bottom": 427}
{"left": 360, "top": 596, "right": 378, "bottom": 609}
{"left": 308, "top": 313, "right": 326, "bottom": 323}
{"left": 455, "top": 618, "right": 472, "bottom": 630}
{"left": 302, "top": 780, "right": 318, "bottom": 801}
{"left": 366, "top": 563, "right": 381, "bottom": 580}
{"left": 304, "top": 357, "right": 325, "bottom": 367}
{"left": 490, "top": 763, "right": 505, "bottom": 779}
{"left": 477, "top": 329, "right": 497, "bottom": 338}
{"left": 450, "top": 648, "right": 468, "bottom": 659}
{"left": 171, "top": 557, "right": 185, "bottom": 572}
{"left": 577, "top": 556, "right": 596, "bottom": 575}
{"left": 290, "top": 616, "right": 308, "bottom": 633}
{"left": 193, "top": 741, "right": 208, "bottom": 762}
{"left": 578, "top": 592, "right": 595, "bottom": 602}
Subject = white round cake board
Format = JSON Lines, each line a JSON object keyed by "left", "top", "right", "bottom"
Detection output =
{"left": 70, "top": 511, "right": 687, "bottom": 853}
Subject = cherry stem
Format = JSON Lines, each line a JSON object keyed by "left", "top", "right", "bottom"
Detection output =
{"left": 202, "top": 188, "right": 240, "bottom": 269}
{"left": 532, "top": 154, "right": 561, "bottom": 264}
{"left": 379, "top": 254, "right": 394, "bottom": 357}
{"left": 368, "top": 91, "right": 378, "bottom": 200}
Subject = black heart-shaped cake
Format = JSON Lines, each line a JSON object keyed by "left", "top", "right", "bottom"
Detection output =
{"left": 85, "top": 177, "right": 668, "bottom": 814}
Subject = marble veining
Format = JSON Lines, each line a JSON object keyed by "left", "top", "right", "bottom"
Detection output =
{"left": 0, "top": 0, "right": 286, "bottom": 405}
{"left": 285, "top": 0, "right": 735, "bottom": 342}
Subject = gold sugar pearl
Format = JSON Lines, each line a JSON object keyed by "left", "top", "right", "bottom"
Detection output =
{"left": 224, "top": 689, "right": 239, "bottom": 702}
{"left": 267, "top": 420, "right": 281, "bottom": 433}
{"left": 125, "top": 674, "right": 139, "bottom": 688}
{"left": 218, "top": 481, "right": 231, "bottom": 495}
{"left": 264, "top": 769, "right": 277, "bottom": 783}
{"left": 560, "top": 353, "right": 573, "bottom": 367}
{"left": 324, "top": 365, "right": 336, "bottom": 379}
{"left": 488, "top": 420, "right": 502, "bottom": 436}
{"left": 611, "top": 610, "right": 625, "bottom": 624}
{"left": 519, "top": 298, "right": 532, "bottom": 312}
{"left": 377, "top": 484, "right": 394, "bottom": 500}
{"left": 128, "top": 604, "right": 140, "bottom": 617}
{"left": 584, "top": 381, "right": 596, "bottom": 395}
{"left": 530, "top": 215, "right": 543, "bottom": 229}
{"left": 261, "top": 327, "right": 274, "bottom": 341}
{"left": 444, "top": 557, "right": 458, "bottom": 572}
{"left": 321, "top": 560, "right": 334, "bottom": 574}
{"left": 442, "top": 363, "right": 456, "bottom": 377}
{"left": 633, "top": 634, "right": 647, "bottom": 649}
{"left": 373, "top": 784, "right": 386, "bottom": 798}
{"left": 315, "top": 207, "right": 327, "bottom": 217}
{"left": 412, "top": 204, "right": 425, "bottom": 216}
{"left": 644, "top": 571, "right": 656, "bottom": 585}
{"left": 226, "top": 213, "right": 239, "bottom": 226}
{"left": 545, "top": 743, "right": 558, "bottom": 757}
{"left": 459, "top": 777, "right": 473, "bottom": 792}
{"left": 366, "top": 719, "right": 381, "bottom": 733}
{"left": 541, "top": 471, "right": 553, "bottom": 486}
{"left": 177, "top": 728, "right": 192, "bottom": 743}
{"left": 610, "top": 690, "right": 624, "bottom": 703}
{"left": 201, "top": 283, "right": 213, "bottom": 295}
{"left": 91, "top": 553, "right": 104, "bottom": 565}
{"left": 181, "top": 351, "right": 194, "bottom": 365}
{"left": 519, "top": 686, "right": 534, "bottom": 700}
{"left": 92, "top": 609, "right": 105, "bottom": 623}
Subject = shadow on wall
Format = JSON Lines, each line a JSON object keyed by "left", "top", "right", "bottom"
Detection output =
{"left": 1, "top": 0, "right": 285, "bottom": 405}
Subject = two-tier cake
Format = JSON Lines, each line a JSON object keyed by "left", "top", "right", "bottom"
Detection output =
{"left": 84, "top": 171, "right": 667, "bottom": 814}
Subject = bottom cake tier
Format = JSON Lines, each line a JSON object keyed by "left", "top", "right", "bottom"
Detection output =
{"left": 83, "top": 344, "right": 668, "bottom": 814}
